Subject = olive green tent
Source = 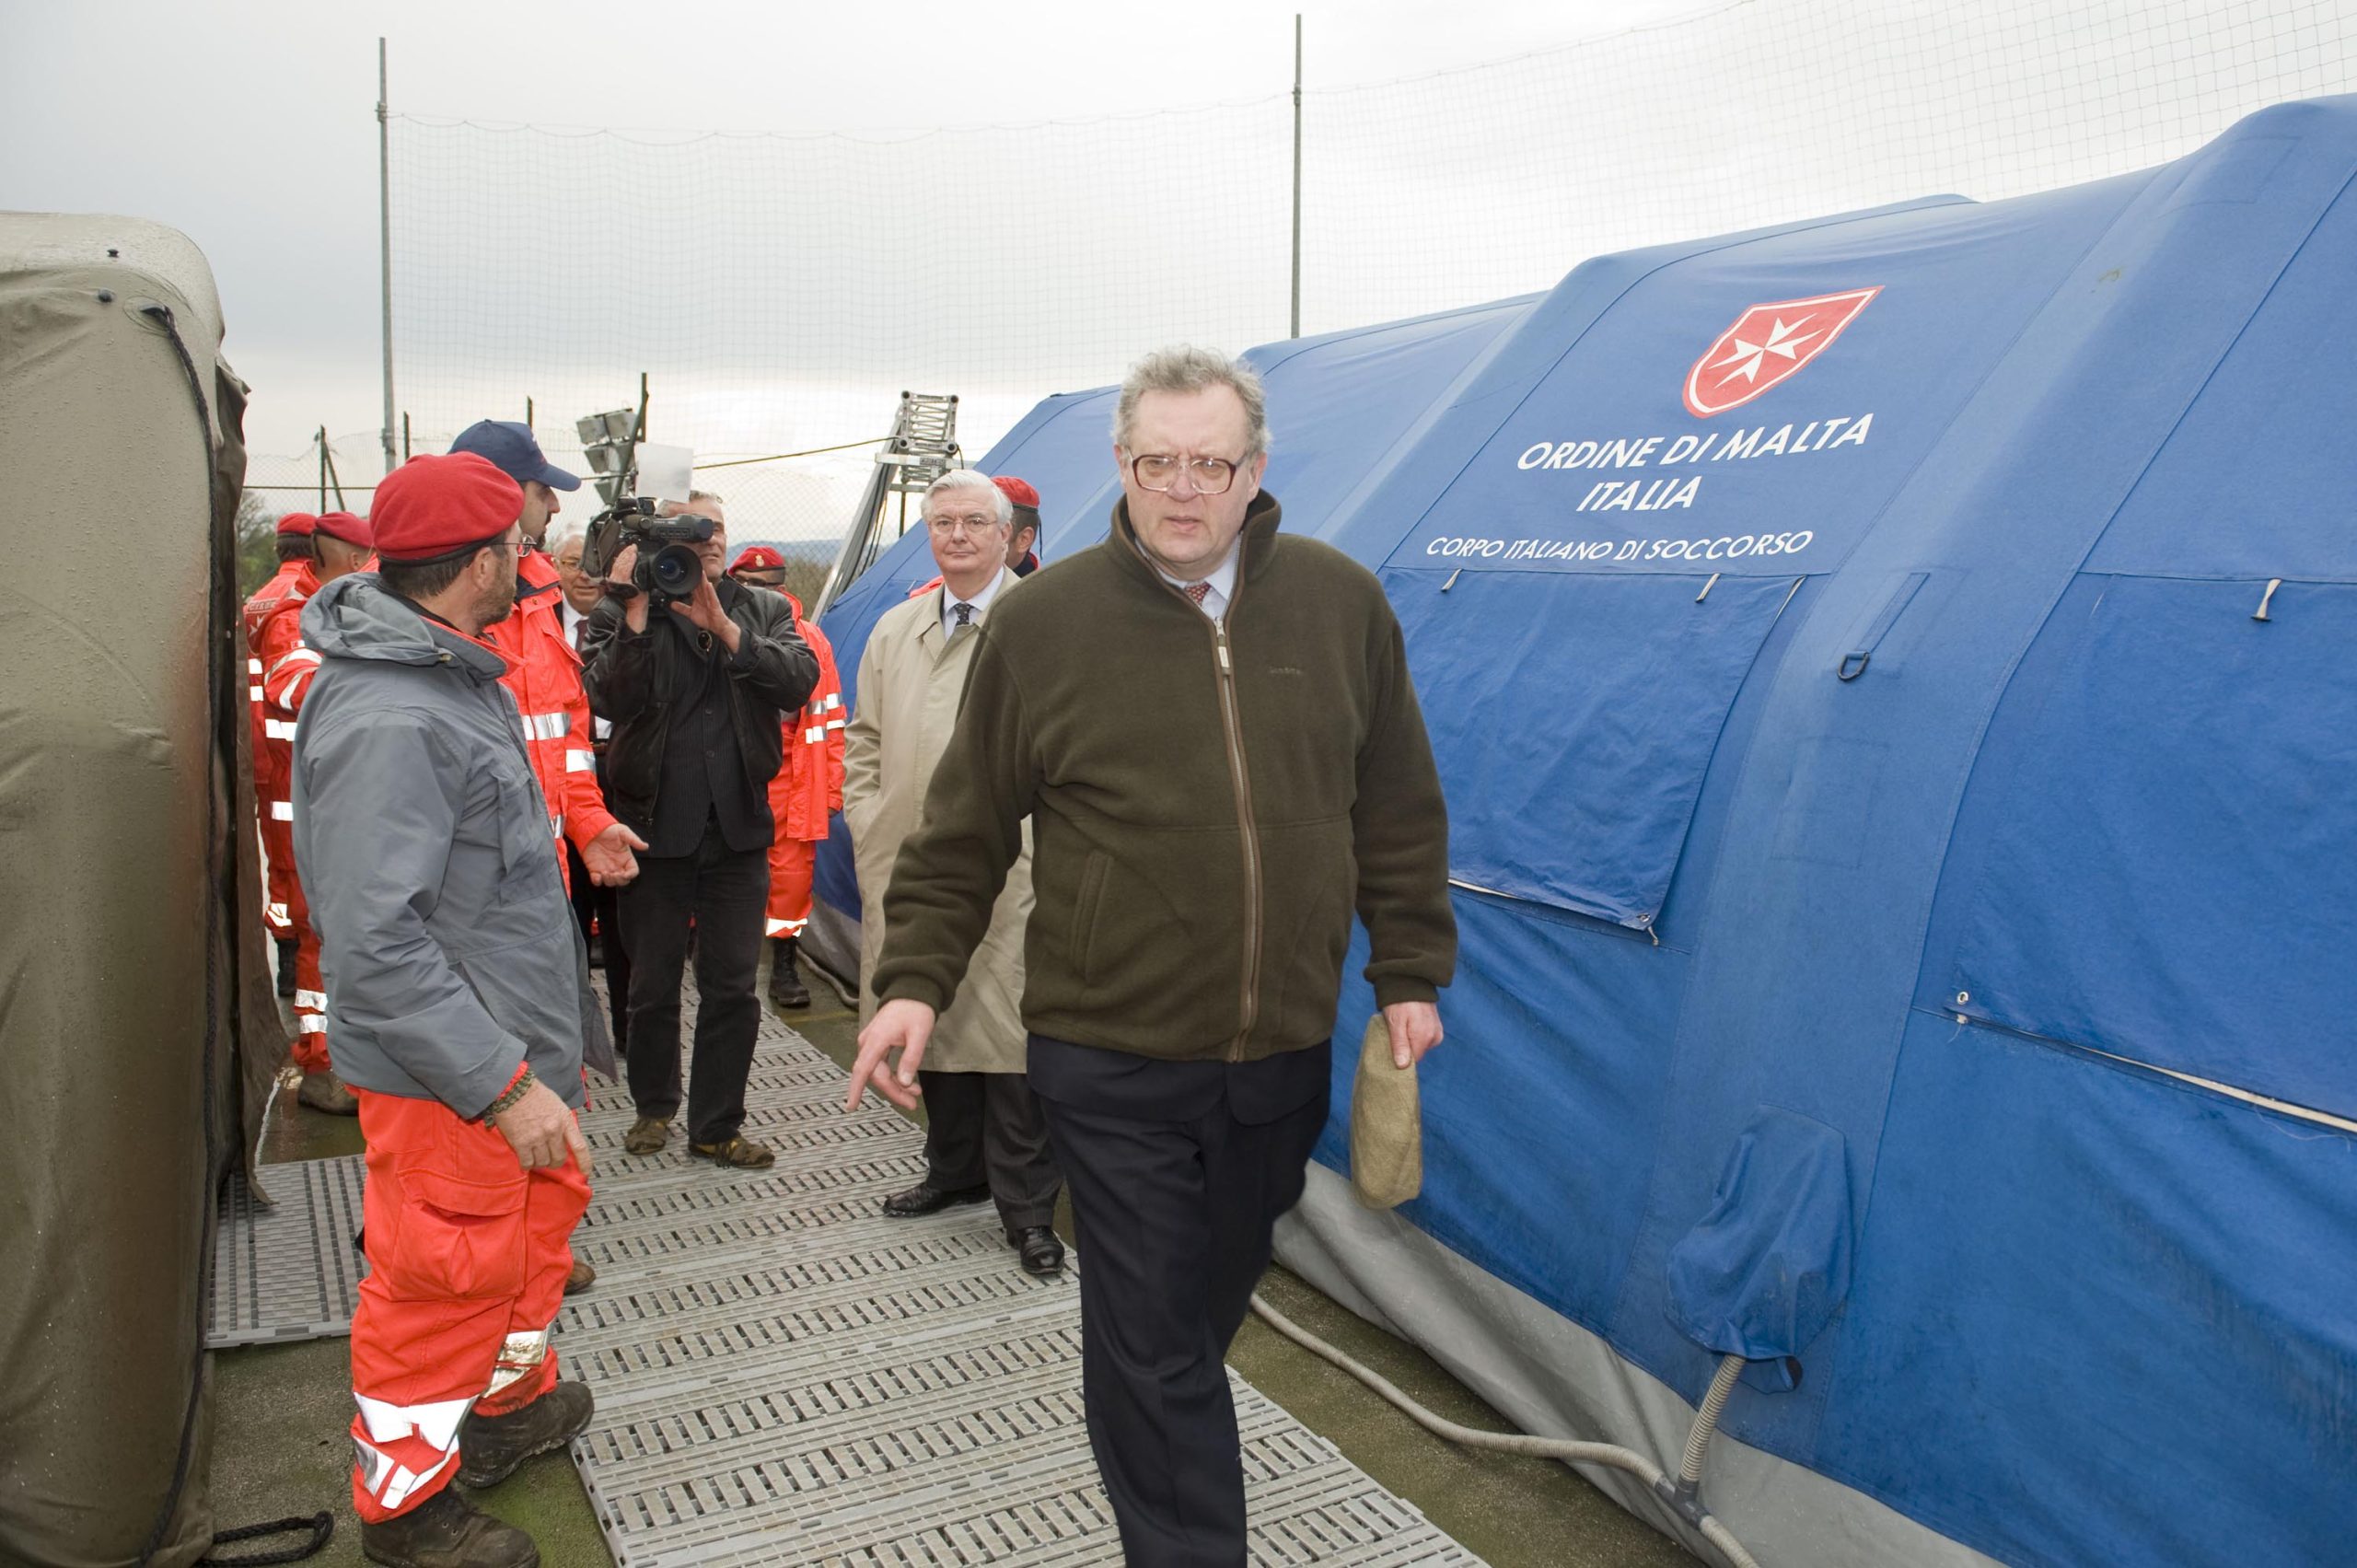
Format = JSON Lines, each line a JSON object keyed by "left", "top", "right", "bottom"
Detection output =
{"left": 0, "top": 213, "right": 283, "bottom": 1567}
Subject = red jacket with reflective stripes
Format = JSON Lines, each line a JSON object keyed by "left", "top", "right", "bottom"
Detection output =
{"left": 767, "top": 595, "right": 844, "bottom": 843}
{"left": 246, "top": 561, "right": 320, "bottom": 792}
{"left": 481, "top": 551, "right": 619, "bottom": 865}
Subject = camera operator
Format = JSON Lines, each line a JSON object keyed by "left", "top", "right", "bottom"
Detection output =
{"left": 581, "top": 493, "right": 819, "bottom": 1168}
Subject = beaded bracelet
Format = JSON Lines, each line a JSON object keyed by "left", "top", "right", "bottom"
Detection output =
{"left": 484, "top": 1067, "right": 538, "bottom": 1121}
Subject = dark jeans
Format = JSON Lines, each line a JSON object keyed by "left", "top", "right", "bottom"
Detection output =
{"left": 619, "top": 819, "right": 769, "bottom": 1144}
{"left": 1029, "top": 1037, "right": 1332, "bottom": 1568}
{"left": 915, "top": 1069, "right": 1061, "bottom": 1233}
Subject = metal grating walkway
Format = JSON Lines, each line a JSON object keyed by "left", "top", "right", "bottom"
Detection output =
{"left": 213, "top": 1011, "right": 1484, "bottom": 1564}
{"left": 209, "top": 1147, "right": 368, "bottom": 1347}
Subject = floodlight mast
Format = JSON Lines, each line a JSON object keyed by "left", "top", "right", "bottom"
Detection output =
{"left": 812, "top": 391, "right": 963, "bottom": 621}
{"left": 575, "top": 374, "right": 655, "bottom": 581}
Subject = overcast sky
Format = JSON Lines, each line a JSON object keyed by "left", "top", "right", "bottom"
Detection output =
{"left": 2, "top": 0, "right": 1702, "bottom": 456}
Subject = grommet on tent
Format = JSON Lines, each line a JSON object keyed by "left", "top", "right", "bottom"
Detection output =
{"left": 2253, "top": 577, "right": 2282, "bottom": 621}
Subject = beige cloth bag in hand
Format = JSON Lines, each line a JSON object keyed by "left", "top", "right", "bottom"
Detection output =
{"left": 1349, "top": 1013, "right": 1422, "bottom": 1208}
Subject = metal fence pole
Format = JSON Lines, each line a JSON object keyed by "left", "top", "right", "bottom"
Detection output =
{"left": 377, "top": 39, "right": 398, "bottom": 475}
{"left": 1291, "top": 14, "right": 1303, "bottom": 340}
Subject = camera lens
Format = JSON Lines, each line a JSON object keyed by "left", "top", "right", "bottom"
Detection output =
{"left": 647, "top": 543, "right": 702, "bottom": 600}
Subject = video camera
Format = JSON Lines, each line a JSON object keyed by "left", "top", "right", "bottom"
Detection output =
{"left": 574, "top": 398, "right": 709, "bottom": 607}
{"left": 586, "top": 497, "right": 715, "bottom": 607}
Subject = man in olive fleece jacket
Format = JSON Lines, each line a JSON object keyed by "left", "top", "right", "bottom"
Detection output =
{"left": 849, "top": 346, "right": 1455, "bottom": 1568}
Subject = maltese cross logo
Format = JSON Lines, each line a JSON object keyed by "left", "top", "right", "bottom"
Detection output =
{"left": 1683, "top": 286, "right": 1880, "bottom": 417}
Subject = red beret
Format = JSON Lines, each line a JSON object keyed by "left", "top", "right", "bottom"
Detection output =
{"left": 992, "top": 475, "right": 1039, "bottom": 510}
{"left": 275, "top": 511, "right": 319, "bottom": 538}
{"left": 368, "top": 453, "right": 522, "bottom": 562}
{"left": 729, "top": 545, "right": 786, "bottom": 574}
{"left": 315, "top": 510, "right": 374, "bottom": 549}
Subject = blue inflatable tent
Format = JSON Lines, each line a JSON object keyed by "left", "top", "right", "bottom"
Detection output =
{"left": 815, "top": 96, "right": 2357, "bottom": 1568}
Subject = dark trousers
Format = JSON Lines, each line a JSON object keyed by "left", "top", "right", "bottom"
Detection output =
{"left": 565, "top": 841, "right": 629, "bottom": 1051}
{"left": 619, "top": 819, "right": 769, "bottom": 1144}
{"left": 1029, "top": 1036, "right": 1332, "bottom": 1568}
{"left": 565, "top": 838, "right": 597, "bottom": 949}
{"left": 915, "top": 1069, "right": 1062, "bottom": 1233}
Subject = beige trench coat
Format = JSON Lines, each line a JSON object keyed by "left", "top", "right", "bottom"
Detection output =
{"left": 842, "top": 583, "right": 1034, "bottom": 1073}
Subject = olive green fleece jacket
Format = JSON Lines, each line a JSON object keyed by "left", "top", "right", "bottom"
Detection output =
{"left": 871, "top": 491, "right": 1456, "bottom": 1063}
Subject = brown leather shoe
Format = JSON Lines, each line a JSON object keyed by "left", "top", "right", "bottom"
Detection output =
{"left": 621, "top": 1116, "right": 670, "bottom": 1156}
{"left": 296, "top": 1069, "right": 359, "bottom": 1116}
{"left": 563, "top": 1253, "right": 596, "bottom": 1295}
{"left": 689, "top": 1134, "right": 775, "bottom": 1169}
{"left": 359, "top": 1485, "right": 538, "bottom": 1566}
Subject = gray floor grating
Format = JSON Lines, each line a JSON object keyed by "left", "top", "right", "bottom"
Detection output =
{"left": 213, "top": 1007, "right": 1483, "bottom": 1563}
{"left": 209, "top": 1148, "right": 368, "bottom": 1347}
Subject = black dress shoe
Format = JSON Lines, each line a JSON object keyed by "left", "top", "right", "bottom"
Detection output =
{"left": 1011, "top": 1225, "right": 1065, "bottom": 1276}
{"left": 880, "top": 1180, "right": 992, "bottom": 1217}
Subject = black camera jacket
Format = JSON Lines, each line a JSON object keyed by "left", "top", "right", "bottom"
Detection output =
{"left": 579, "top": 577, "right": 819, "bottom": 837}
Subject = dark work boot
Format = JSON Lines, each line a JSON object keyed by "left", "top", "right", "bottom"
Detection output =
{"left": 767, "top": 936, "right": 809, "bottom": 1009}
{"left": 456, "top": 1382, "right": 594, "bottom": 1490}
{"left": 274, "top": 938, "right": 298, "bottom": 998}
{"left": 359, "top": 1485, "right": 538, "bottom": 1567}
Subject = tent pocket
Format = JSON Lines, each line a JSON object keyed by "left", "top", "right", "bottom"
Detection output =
{"left": 1385, "top": 566, "right": 1795, "bottom": 930}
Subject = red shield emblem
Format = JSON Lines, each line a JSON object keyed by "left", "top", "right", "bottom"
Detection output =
{"left": 1682, "top": 286, "right": 1880, "bottom": 418}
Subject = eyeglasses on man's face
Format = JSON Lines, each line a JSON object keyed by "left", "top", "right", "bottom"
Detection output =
{"left": 926, "top": 512, "right": 1004, "bottom": 537}
{"left": 1127, "top": 452, "right": 1246, "bottom": 494}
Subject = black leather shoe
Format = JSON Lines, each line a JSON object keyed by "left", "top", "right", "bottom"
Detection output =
{"left": 1011, "top": 1225, "right": 1065, "bottom": 1276}
{"left": 456, "top": 1381, "right": 594, "bottom": 1490}
{"left": 359, "top": 1485, "right": 538, "bottom": 1566}
{"left": 880, "top": 1180, "right": 992, "bottom": 1218}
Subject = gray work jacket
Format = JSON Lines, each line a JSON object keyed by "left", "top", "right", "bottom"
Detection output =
{"left": 292, "top": 574, "right": 609, "bottom": 1115}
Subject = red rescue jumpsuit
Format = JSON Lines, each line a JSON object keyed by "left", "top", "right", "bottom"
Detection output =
{"left": 241, "top": 559, "right": 317, "bottom": 948}
{"left": 481, "top": 552, "right": 618, "bottom": 889}
{"left": 766, "top": 600, "right": 844, "bottom": 939}
{"left": 251, "top": 566, "right": 331, "bottom": 1074}
{"left": 346, "top": 1086, "right": 590, "bottom": 1521}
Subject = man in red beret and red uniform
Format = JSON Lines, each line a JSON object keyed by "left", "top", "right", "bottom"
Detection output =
{"left": 249, "top": 508, "right": 376, "bottom": 1113}
{"left": 726, "top": 545, "right": 846, "bottom": 1008}
{"left": 243, "top": 511, "right": 319, "bottom": 993}
{"left": 292, "top": 451, "right": 609, "bottom": 1566}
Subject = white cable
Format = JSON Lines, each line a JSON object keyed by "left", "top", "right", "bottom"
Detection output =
{"left": 1247, "top": 1293, "right": 1762, "bottom": 1568}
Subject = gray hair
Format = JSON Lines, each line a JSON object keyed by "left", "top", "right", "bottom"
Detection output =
{"left": 546, "top": 522, "right": 588, "bottom": 556}
{"left": 1112, "top": 345, "right": 1271, "bottom": 459}
{"left": 923, "top": 469, "right": 1012, "bottom": 525}
{"left": 688, "top": 487, "right": 724, "bottom": 505}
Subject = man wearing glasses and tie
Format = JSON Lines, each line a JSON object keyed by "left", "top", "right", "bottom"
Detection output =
{"left": 851, "top": 347, "right": 1456, "bottom": 1564}
{"left": 844, "top": 470, "right": 1065, "bottom": 1276}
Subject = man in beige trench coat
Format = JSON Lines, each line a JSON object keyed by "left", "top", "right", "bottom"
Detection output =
{"left": 844, "top": 469, "right": 1065, "bottom": 1275}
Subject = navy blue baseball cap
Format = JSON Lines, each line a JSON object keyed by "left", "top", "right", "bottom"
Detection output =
{"left": 448, "top": 419, "right": 581, "bottom": 492}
